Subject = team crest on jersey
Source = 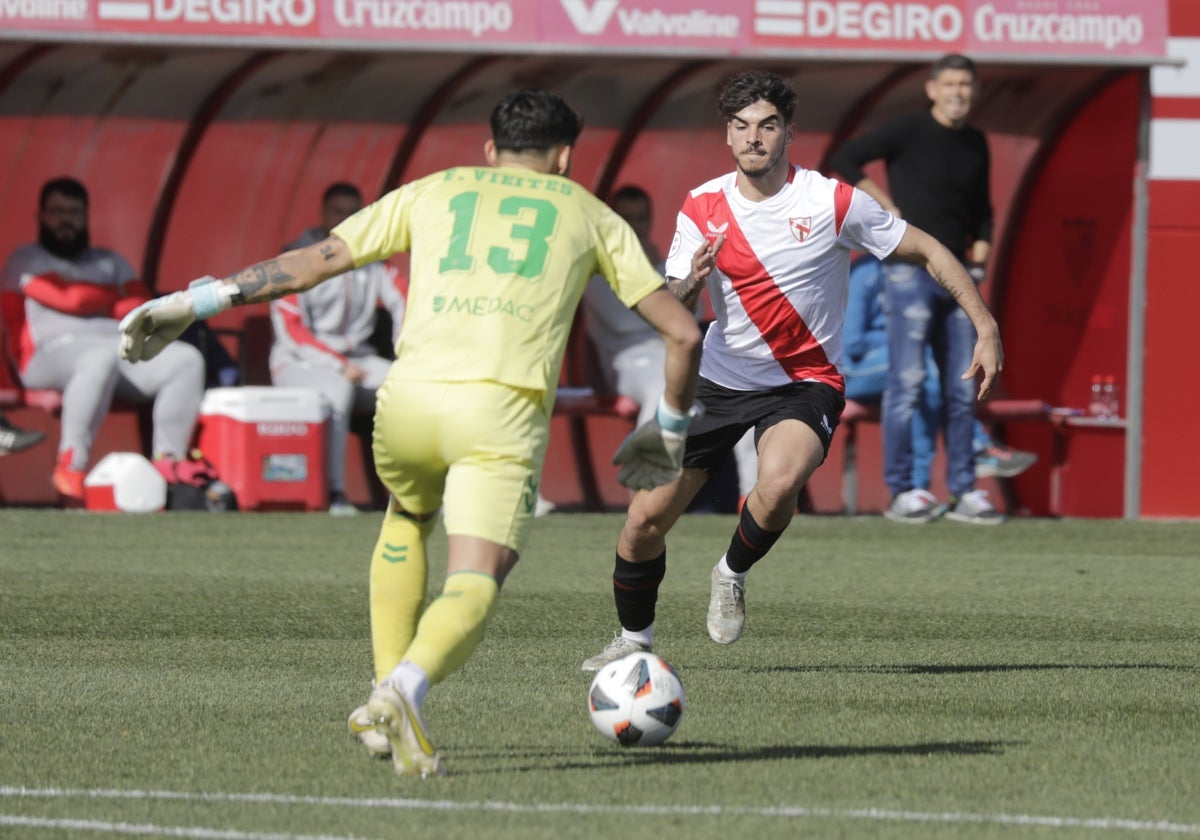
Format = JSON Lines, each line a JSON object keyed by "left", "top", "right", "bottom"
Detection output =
{"left": 789, "top": 216, "right": 813, "bottom": 243}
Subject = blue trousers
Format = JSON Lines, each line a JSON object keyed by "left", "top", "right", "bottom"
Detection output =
{"left": 844, "top": 343, "right": 941, "bottom": 490}
{"left": 881, "top": 263, "right": 980, "bottom": 498}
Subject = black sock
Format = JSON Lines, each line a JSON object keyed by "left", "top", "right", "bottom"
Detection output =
{"left": 612, "top": 551, "right": 666, "bottom": 632}
{"left": 724, "top": 505, "right": 786, "bottom": 575}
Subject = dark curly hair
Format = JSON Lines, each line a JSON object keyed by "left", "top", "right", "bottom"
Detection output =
{"left": 717, "top": 71, "right": 797, "bottom": 124}
{"left": 490, "top": 89, "right": 584, "bottom": 153}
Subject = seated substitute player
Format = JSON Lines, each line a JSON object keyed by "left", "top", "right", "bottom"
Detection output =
{"left": 0, "top": 176, "right": 208, "bottom": 503}
{"left": 119, "top": 89, "right": 703, "bottom": 778}
{"left": 582, "top": 70, "right": 1003, "bottom": 670}
{"left": 271, "top": 182, "right": 407, "bottom": 515}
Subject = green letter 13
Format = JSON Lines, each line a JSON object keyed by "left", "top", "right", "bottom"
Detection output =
{"left": 438, "top": 191, "right": 479, "bottom": 273}
{"left": 488, "top": 196, "right": 558, "bottom": 279}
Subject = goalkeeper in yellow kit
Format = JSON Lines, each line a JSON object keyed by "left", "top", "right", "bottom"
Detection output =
{"left": 118, "top": 89, "right": 704, "bottom": 778}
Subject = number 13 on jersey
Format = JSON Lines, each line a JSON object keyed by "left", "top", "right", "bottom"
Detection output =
{"left": 438, "top": 191, "right": 559, "bottom": 281}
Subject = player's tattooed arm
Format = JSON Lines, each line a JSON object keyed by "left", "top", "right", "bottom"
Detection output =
{"left": 228, "top": 260, "right": 293, "bottom": 305}
{"left": 222, "top": 236, "right": 356, "bottom": 305}
{"left": 668, "top": 234, "right": 725, "bottom": 311}
{"left": 667, "top": 275, "right": 705, "bottom": 311}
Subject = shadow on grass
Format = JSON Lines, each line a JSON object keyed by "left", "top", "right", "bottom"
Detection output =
{"left": 453, "top": 739, "right": 1017, "bottom": 775}
{"left": 741, "top": 663, "right": 1199, "bottom": 675}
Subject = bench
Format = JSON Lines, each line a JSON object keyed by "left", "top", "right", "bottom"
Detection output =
{"left": 552, "top": 386, "right": 640, "bottom": 511}
{"left": 550, "top": 309, "right": 643, "bottom": 511}
{"left": 839, "top": 397, "right": 1054, "bottom": 514}
{"left": 2, "top": 350, "right": 153, "bottom": 442}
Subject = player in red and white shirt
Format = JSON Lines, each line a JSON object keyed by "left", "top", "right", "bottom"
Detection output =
{"left": 583, "top": 70, "right": 1004, "bottom": 670}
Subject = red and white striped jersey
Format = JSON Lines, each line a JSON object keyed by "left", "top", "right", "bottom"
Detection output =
{"left": 665, "top": 165, "right": 905, "bottom": 393}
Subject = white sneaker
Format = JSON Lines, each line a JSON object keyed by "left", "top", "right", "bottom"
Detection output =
{"left": 534, "top": 494, "right": 557, "bottom": 517}
{"left": 884, "top": 488, "right": 941, "bottom": 524}
{"left": 329, "top": 492, "right": 359, "bottom": 517}
{"left": 581, "top": 633, "right": 650, "bottom": 672}
{"left": 366, "top": 681, "right": 445, "bottom": 778}
{"left": 945, "top": 489, "right": 1006, "bottom": 525}
{"left": 347, "top": 703, "right": 391, "bottom": 757}
{"left": 706, "top": 565, "right": 745, "bottom": 645}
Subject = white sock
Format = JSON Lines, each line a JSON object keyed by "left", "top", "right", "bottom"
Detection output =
{"left": 621, "top": 624, "right": 653, "bottom": 647}
{"left": 716, "top": 555, "right": 746, "bottom": 582}
{"left": 387, "top": 661, "right": 430, "bottom": 709}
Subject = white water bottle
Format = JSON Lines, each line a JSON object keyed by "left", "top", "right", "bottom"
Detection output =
{"left": 1088, "top": 375, "right": 1105, "bottom": 417}
{"left": 1102, "top": 375, "right": 1120, "bottom": 419}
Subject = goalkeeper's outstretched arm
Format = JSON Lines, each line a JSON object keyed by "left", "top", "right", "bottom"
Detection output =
{"left": 120, "top": 237, "right": 356, "bottom": 363}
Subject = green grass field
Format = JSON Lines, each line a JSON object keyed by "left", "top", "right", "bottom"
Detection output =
{"left": 1, "top": 510, "right": 1198, "bottom": 839}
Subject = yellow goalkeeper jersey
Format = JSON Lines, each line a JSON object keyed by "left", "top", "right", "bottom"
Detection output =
{"left": 333, "top": 166, "right": 665, "bottom": 399}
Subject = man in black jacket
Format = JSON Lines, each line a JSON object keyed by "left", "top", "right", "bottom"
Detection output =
{"left": 829, "top": 53, "right": 1003, "bottom": 525}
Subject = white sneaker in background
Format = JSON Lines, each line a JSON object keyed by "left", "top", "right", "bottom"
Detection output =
{"left": 534, "top": 494, "right": 557, "bottom": 517}
{"left": 884, "top": 488, "right": 941, "bottom": 524}
{"left": 945, "top": 489, "right": 1006, "bottom": 525}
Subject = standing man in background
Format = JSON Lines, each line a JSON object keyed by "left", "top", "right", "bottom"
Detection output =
{"left": 829, "top": 53, "right": 1004, "bottom": 525}
{"left": 271, "top": 182, "right": 407, "bottom": 515}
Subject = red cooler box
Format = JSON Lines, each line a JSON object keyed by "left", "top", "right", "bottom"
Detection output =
{"left": 197, "top": 387, "right": 328, "bottom": 511}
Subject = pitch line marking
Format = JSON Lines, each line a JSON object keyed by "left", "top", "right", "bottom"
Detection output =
{"left": 0, "top": 814, "right": 369, "bottom": 840}
{"left": 2, "top": 786, "right": 1198, "bottom": 835}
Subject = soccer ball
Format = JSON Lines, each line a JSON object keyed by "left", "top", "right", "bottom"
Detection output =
{"left": 587, "top": 652, "right": 685, "bottom": 746}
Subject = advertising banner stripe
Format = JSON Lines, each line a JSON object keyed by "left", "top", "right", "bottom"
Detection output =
{"left": 97, "top": 2, "right": 151, "bottom": 21}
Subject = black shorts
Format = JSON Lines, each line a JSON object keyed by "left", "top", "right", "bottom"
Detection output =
{"left": 682, "top": 377, "right": 846, "bottom": 475}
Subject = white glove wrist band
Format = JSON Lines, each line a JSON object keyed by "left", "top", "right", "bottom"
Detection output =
{"left": 656, "top": 397, "right": 692, "bottom": 435}
{"left": 188, "top": 278, "right": 236, "bottom": 320}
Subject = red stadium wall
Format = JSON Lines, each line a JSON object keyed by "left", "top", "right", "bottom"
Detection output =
{"left": 1138, "top": 0, "right": 1200, "bottom": 517}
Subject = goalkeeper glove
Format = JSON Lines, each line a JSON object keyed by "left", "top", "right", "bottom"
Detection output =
{"left": 612, "top": 398, "right": 695, "bottom": 491}
{"left": 119, "top": 276, "right": 234, "bottom": 362}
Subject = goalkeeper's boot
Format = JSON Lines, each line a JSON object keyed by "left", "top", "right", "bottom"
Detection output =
{"left": 707, "top": 564, "right": 746, "bottom": 645}
{"left": 347, "top": 704, "right": 391, "bottom": 758}
{"left": 366, "top": 680, "right": 445, "bottom": 778}
{"left": 581, "top": 632, "right": 651, "bottom": 672}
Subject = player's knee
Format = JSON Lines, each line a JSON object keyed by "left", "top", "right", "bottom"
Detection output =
{"left": 621, "top": 504, "right": 672, "bottom": 553}
{"left": 752, "top": 472, "right": 803, "bottom": 516}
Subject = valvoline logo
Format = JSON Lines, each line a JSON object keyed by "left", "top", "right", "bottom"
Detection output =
{"left": 558, "top": 0, "right": 739, "bottom": 39}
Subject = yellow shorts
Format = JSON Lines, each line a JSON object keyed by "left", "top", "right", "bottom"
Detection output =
{"left": 372, "top": 375, "right": 549, "bottom": 552}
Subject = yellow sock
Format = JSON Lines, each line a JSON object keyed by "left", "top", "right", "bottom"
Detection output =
{"left": 370, "top": 507, "right": 436, "bottom": 683}
{"left": 402, "top": 571, "right": 499, "bottom": 686}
